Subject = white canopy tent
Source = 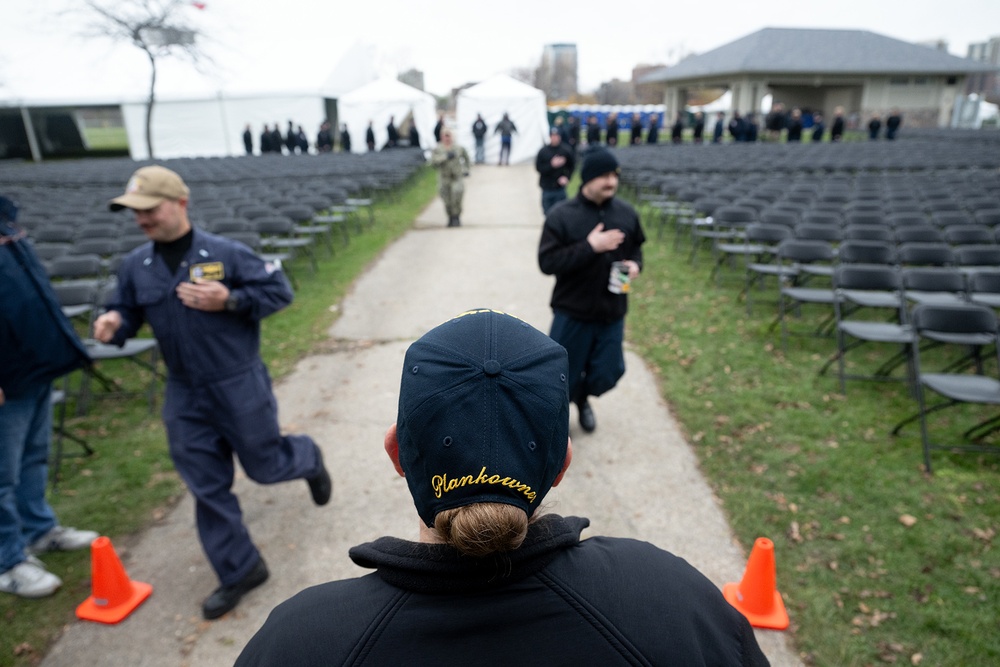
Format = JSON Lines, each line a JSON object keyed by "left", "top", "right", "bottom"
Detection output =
{"left": 455, "top": 74, "right": 548, "bottom": 165}
{"left": 337, "top": 77, "right": 437, "bottom": 154}
{"left": 122, "top": 93, "right": 330, "bottom": 160}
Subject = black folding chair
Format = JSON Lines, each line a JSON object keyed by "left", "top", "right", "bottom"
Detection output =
{"left": 889, "top": 303, "right": 1000, "bottom": 472}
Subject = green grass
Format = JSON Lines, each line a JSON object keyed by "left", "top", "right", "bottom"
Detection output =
{"left": 0, "top": 167, "right": 437, "bottom": 667}
{"left": 625, "top": 207, "right": 1000, "bottom": 666}
{"left": 82, "top": 127, "right": 129, "bottom": 151}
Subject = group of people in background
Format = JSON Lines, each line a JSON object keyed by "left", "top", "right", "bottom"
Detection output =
{"left": 241, "top": 119, "right": 354, "bottom": 156}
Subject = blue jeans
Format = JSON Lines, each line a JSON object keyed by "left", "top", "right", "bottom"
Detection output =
{"left": 475, "top": 139, "right": 485, "bottom": 164}
{"left": 0, "top": 382, "right": 57, "bottom": 572}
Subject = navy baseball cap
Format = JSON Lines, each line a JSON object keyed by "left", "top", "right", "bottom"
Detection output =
{"left": 396, "top": 309, "right": 570, "bottom": 527}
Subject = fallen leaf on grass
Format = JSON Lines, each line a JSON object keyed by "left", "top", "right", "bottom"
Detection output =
{"left": 911, "top": 653, "right": 923, "bottom": 665}
{"left": 899, "top": 514, "right": 918, "bottom": 527}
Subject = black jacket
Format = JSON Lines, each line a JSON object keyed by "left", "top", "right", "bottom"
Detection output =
{"left": 535, "top": 143, "right": 576, "bottom": 190}
{"left": 538, "top": 193, "right": 645, "bottom": 323}
{"left": 236, "top": 516, "right": 769, "bottom": 667}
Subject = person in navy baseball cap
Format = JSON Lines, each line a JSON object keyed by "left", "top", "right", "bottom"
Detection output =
{"left": 389, "top": 308, "right": 571, "bottom": 532}
{"left": 237, "top": 308, "right": 768, "bottom": 666}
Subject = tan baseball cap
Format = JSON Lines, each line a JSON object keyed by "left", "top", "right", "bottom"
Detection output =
{"left": 109, "top": 165, "right": 190, "bottom": 211}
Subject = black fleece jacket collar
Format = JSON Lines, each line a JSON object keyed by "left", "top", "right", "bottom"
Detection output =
{"left": 348, "top": 514, "right": 589, "bottom": 594}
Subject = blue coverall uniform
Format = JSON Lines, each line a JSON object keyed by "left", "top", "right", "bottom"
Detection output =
{"left": 107, "top": 228, "right": 320, "bottom": 587}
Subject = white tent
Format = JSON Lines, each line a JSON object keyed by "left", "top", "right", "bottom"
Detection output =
{"left": 122, "top": 93, "right": 330, "bottom": 160}
{"left": 337, "top": 77, "right": 437, "bottom": 154}
{"left": 455, "top": 74, "right": 548, "bottom": 165}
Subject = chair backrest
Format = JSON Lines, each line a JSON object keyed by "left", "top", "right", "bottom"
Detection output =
{"left": 252, "top": 216, "right": 295, "bottom": 235}
{"left": 745, "top": 223, "right": 793, "bottom": 244}
{"left": 895, "top": 225, "right": 943, "bottom": 244}
{"left": 759, "top": 209, "right": 799, "bottom": 228}
{"left": 712, "top": 205, "right": 757, "bottom": 225}
{"left": 973, "top": 209, "right": 1000, "bottom": 227}
{"left": 845, "top": 211, "right": 885, "bottom": 226}
{"left": 969, "top": 270, "right": 1000, "bottom": 294}
{"left": 47, "top": 254, "right": 105, "bottom": 280}
{"left": 794, "top": 222, "right": 843, "bottom": 243}
{"left": 886, "top": 212, "right": 929, "bottom": 228}
{"left": 206, "top": 217, "right": 251, "bottom": 234}
{"left": 901, "top": 267, "right": 965, "bottom": 294}
{"left": 842, "top": 224, "right": 893, "bottom": 242}
{"left": 931, "top": 211, "right": 973, "bottom": 227}
{"left": 943, "top": 224, "right": 994, "bottom": 246}
{"left": 777, "top": 238, "right": 835, "bottom": 264}
{"left": 896, "top": 242, "right": 955, "bottom": 267}
{"left": 219, "top": 231, "right": 262, "bottom": 252}
{"left": 802, "top": 210, "right": 843, "bottom": 227}
{"left": 837, "top": 240, "right": 896, "bottom": 265}
{"left": 278, "top": 205, "right": 316, "bottom": 223}
{"left": 955, "top": 244, "right": 1000, "bottom": 268}
{"left": 911, "top": 302, "right": 998, "bottom": 336}
{"left": 833, "top": 263, "right": 902, "bottom": 291}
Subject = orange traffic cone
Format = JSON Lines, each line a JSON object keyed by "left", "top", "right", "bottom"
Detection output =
{"left": 76, "top": 536, "right": 153, "bottom": 624}
{"left": 723, "top": 537, "right": 789, "bottom": 630}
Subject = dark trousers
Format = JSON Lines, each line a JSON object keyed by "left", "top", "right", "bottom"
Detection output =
{"left": 499, "top": 140, "right": 511, "bottom": 165}
{"left": 163, "top": 363, "right": 319, "bottom": 586}
{"left": 541, "top": 188, "right": 567, "bottom": 215}
{"left": 549, "top": 312, "right": 625, "bottom": 402}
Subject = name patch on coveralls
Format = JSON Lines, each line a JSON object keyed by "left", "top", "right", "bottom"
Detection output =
{"left": 190, "top": 262, "right": 225, "bottom": 282}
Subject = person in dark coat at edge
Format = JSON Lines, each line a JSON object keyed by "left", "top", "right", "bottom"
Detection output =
{"left": 236, "top": 308, "right": 770, "bottom": 667}
{"left": 0, "top": 196, "right": 98, "bottom": 600}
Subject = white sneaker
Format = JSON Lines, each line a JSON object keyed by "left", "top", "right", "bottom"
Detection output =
{"left": 0, "top": 556, "right": 62, "bottom": 598}
{"left": 28, "top": 526, "right": 99, "bottom": 554}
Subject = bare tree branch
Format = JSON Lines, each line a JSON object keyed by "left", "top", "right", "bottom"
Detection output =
{"left": 82, "top": 0, "right": 210, "bottom": 157}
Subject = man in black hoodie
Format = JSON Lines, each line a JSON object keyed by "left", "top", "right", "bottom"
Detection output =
{"left": 538, "top": 148, "right": 645, "bottom": 433}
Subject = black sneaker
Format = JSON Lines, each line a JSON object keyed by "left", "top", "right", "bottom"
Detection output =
{"left": 202, "top": 557, "right": 269, "bottom": 620}
{"left": 307, "top": 446, "right": 332, "bottom": 506}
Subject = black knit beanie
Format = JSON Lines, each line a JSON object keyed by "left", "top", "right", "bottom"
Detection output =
{"left": 580, "top": 148, "right": 620, "bottom": 185}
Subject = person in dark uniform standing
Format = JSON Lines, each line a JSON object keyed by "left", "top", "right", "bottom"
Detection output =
{"left": 586, "top": 115, "right": 602, "bottom": 146}
{"left": 365, "top": 121, "right": 376, "bottom": 152}
{"left": 242, "top": 124, "right": 253, "bottom": 154}
{"left": 605, "top": 112, "right": 620, "bottom": 147}
{"left": 535, "top": 126, "right": 576, "bottom": 214}
{"left": 538, "top": 148, "right": 645, "bottom": 434}
{"left": 646, "top": 113, "right": 661, "bottom": 144}
{"left": 386, "top": 116, "right": 399, "bottom": 148}
{"left": 236, "top": 309, "right": 768, "bottom": 667}
{"left": 93, "top": 166, "right": 332, "bottom": 621}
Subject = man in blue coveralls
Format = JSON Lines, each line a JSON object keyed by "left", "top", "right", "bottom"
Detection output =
{"left": 93, "top": 166, "right": 332, "bottom": 620}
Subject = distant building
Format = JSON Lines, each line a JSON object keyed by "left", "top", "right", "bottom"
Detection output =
{"left": 537, "top": 43, "right": 578, "bottom": 101}
{"left": 639, "top": 28, "right": 996, "bottom": 128}
{"left": 398, "top": 68, "right": 425, "bottom": 92}
{"left": 967, "top": 36, "right": 1000, "bottom": 102}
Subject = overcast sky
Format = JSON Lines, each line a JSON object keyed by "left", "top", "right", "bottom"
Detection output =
{"left": 2, "top": 0, "right": 998, "bottom": 102}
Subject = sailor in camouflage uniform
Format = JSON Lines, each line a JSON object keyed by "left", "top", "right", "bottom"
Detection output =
{"left": 429, "top": 129, "right": 471, "bottom": 227}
